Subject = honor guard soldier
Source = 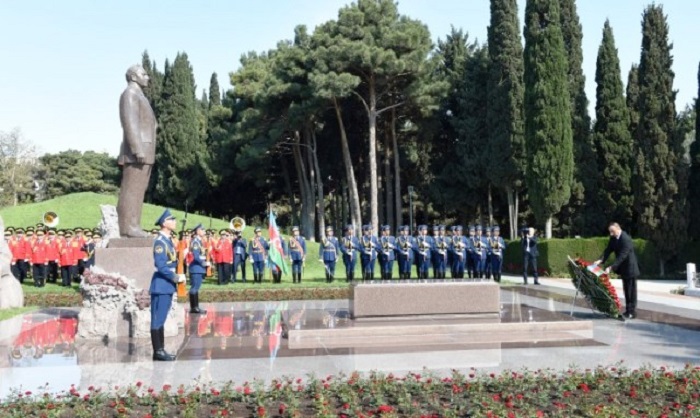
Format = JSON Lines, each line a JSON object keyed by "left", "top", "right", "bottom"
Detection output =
{"left": 447, "top": 226, "right": 456, "bottom": 275}
{"left": 340, "top": 225, "right": 359, "bottom": 282}
{"left": 150, "top": 209, "right": 186, "bottom": 361}
{"left": 248, "top": 227, "right": 269, "bottom": 284}
{"left": 489, "top": 226, "right": 506, "bottom": 282}
{"left": 31, "top": 230, "right": 49, "bottom": 287}
{"left": 484, "top": 227, "right": 493, "bottom": 279}
{"left": 432, "top": 225, "right": 449, "bottom": 278}
{"left": 395, "top": 226, "right": 414, "bottom": 279}
{"left": 451, "top": 226, "right": 468, "bottom": 279}
{"left": 288, "top": 226, "right": 306, "bottom": 284}
{"left": 430, "top": 225, "right": 441, "bottom": 278}
{"left": 233, "top": 231, "right": 247, "bottom": 283}
{"left": 475, "top": 225, "right": 489, "bottom": 278}
{"left": 467, "top": 226, "right": 480, "bottom": 278}
{"left": 414, "top": 225, "right": 432, "bottom": 279}
{"left": 319, "top": 225, "right": 339, "bottom": 282}
{"left": 359, "top": 225, "right": 379, "bottom": 281}
{"left": 216, "top": 230, "right": 233, "bottom": 284}
{"left": 378, "top": 225, "right": 396, "bottom": 280}
{"left": 187, "top": 224, "right": 208, "bottom": 314}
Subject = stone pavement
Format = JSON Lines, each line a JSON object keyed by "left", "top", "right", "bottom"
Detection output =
{"left": 1, "top": 281, "right": 699, "bottom": 399}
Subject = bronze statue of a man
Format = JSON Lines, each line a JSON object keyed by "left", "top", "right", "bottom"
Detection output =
{"left": 117, "top": 65, "right": 157, "bottom": 238}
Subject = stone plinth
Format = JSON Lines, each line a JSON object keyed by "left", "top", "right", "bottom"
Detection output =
{"left": 685, "top": 287, "right": 700, "bottom": 298}
{"left": 95, "top": 243, "right": 153, "bottom": 291}
{"left": 350, "top": 281, "right": 500, "bottom": 320}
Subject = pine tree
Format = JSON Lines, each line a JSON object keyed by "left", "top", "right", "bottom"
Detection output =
{"left": 558, "top": 0, "right": 594, "bottom": 235}
{"left": 689, "top": 62, "right": 700, "bottom": 241}
{"left": 633, "top": 5, "right": 684, "bottom": 274}
{"left": 153, "top": 52, "right": 210, "bottom": 208}
{"left": 209, "top": 72, "right": 221, "bottom": 107}
{"left": 486, "top": 0, "right": 525, "bottom": 239}
{"left": 523, "top": 0, "right": 573, "bottom": 238}
{"left": 592, "top": 20, "right": 633, "bottom": 228}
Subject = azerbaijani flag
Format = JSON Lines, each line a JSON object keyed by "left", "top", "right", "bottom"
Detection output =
{"left": 267, "top": 211, "right": 289, "bottom": 276}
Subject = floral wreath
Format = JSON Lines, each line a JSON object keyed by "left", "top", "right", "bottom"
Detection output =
{"left": 568, "top": 256, "right": 622, "bottom": 318}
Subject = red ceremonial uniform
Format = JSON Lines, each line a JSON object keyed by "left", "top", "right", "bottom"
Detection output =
{"left": 70, "top": 239, "right": 82, "bottom": 264}
{"left": 46, "top": 238, "right": 60, "bottom": 262}
{"left": 217, "top": 239, "right": 233, "bottom": 264}
{"left": 214, "top": 312, "right": 234, "bottom": 337}
{"left": 9, "top": 237, "right": 31, "bottom": 262}
{"left": 77, "top": 235, "right": 88, "bottom": 259}
{"left": 31, "top": 240, "right": 49, "bottom": 265}
{"left": 59, "top": 238, "right": 75, "bottom": 267}
{"left": 210, "top": 238, "right": 221, "bottom": 264}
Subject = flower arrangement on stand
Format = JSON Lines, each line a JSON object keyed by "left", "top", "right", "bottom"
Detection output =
{"left": 568, "top": 257, "right": 622, "bottom": 318}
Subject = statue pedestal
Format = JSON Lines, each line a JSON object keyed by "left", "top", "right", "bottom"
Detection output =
{"left": 95, "top": 240, "right": 154, "bottom": 291}
{"left": 349, "top": 280, "right": 501, "bottom": 320}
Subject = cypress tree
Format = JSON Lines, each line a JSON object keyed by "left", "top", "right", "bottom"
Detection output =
{"left": 558, "top": 0, "right": 594, "bottom": 235}
{"left": 486, "top": 0, "right": 525, "bottom": 239}
{"left": 592, "top": 20, "right": 633, "bottom": 227}
{"left": 633, "top": 5, "right": 683, "bottom": 274}
{"left": 141, "top": 51, "right": 164, "bottom": 113}
{"left": 154, "top": 52, "right": 209, "bottom": 208}
{"left": 626, "top": 65, "right": 640, "bottom": 143}
{"left": 523, "top": 0, "right": 573, "bottom": 238}
{"left": 689, "top": 62, "right": 700, "bottom": 241}
{"left": 209, "top": 72, "right": 222, "bottom": 107}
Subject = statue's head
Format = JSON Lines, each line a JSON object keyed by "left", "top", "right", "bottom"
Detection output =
{"left": 125, "top": 65, "right": 149, "bottom": 88}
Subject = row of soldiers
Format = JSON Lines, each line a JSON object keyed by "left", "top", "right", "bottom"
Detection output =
{"left": 318, "top": 224, "right": 507, "bottom": 282}
{"left": 5, "top": 225, "right": 101, "bottom": 287}
{"left": 171, "top": 226, "right": 308, "bottom": 285}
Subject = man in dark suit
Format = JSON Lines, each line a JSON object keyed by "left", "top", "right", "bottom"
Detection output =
{"left": 595, "top": 222, "right": 640, "bottom": 319}
{"left": 117, "top": 64, "right": 158, "bottom": 238}
{"left": 521, "top": 227, "right": 540, "bottom": 285}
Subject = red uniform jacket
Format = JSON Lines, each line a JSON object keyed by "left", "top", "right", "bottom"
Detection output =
{"left": 31, "top": 240, "right": 49, "bottom": 264}
{"left": 9, "top": 238, "right": 31, "bottom": 262}
{"left": 70, "top": 239, "right": 82, "bottom": 264}
{"left": 46, "top": 239, "right": 60, "bottom": 262}
{"left": 217, "top": 239, "right": 233, "bottom": 264}
{"left": 59, "top": 238, "right": 75, "bottom": 267}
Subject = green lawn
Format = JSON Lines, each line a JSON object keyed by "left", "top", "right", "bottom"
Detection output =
{"left": 0, "top": 306, "right": 36, "bottom": 321}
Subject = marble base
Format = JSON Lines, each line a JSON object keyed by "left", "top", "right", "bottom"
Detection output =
{"left": 685, "top": 287, "right": 700, "bottom": 298}
{"left": 349, "top": 281, "right": 500, "bottom": 319}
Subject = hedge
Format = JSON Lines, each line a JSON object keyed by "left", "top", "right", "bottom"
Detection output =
{"left": 502, "top": 237, "right": 662, "bottom": 278}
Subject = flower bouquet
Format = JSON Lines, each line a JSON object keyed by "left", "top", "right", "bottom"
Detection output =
{"left": 567, "top": 256, "right": 622, "bottom": 318}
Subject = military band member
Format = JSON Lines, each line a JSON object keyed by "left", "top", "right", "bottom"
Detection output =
{"left": 288, "top": 226, "right": 306, "bottom": 284}
{"left": 10, "top": 228, "right": 31, "bottom": 283}
{"left": 340, "top": 225, "right": 359, "bottom": 282}
{"left": 248, "top": 227, "right": 269, "bottom": 284}
{"left": 378, "top": 225, "right": 396, "bottom": 280}
{"left": 46, "top": 230, "right": 60, "bottom": 283}
{"left": 359, "top": 225, "right": 378, "bottom": 281}
{"left": 216, "top": 230, "right": 233, "bottom": 284}
{"left": 31, "top": 230, "right": 49, "bottom": 287}
{"left": 395, "top": 225, "right": 414, "bottom": 279}
{"left": 150, "top": 209, "right": 186, "bottom": 361}
{"left": 414, "top": 225, "right": 432, "bottom": 279}
{"left": 450, "top": 226, "right": 467, "bottom": 279}
{"left": 83, "top": 230, "right": 96, "bottom": 270}
{"left": 319, "top": 225, "right": 339, "bottom": 283}
{"left": 489, "top": 226, "right": 506, "bottom": 282}
{"left": 233, "top": 231, "right": 247, "bottom": 283}
{"left": 187, "top": 224, "right": 208, "bottom": 314}
{"left": 75, "top": 228, "right": 88, "bottom": 277}
{"left": 432, "top": 225, "right": 449, "bottom": 279}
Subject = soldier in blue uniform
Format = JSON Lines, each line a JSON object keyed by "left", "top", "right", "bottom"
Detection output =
{"left": 319, "top": 225, "right": 339, "bottom": 283}
{"left": 359, "top": 225, "right": 379, "bottom": 281}
{"left": 248, "top": 227, "right": 269, "bottom": 284}
{"left": 430, "top": 225, "right": 440, "bottom": 278}
{"left": 395, "top": 225, "right": 414, "bottom": 279}
{"left": 232, "top": 231, "right": 247, "bottom": 283}
{"left": 287, "top": 226, "right": 306, "bottom": 284}
{"left": 467, "top": 226, "right": 480, "bottom": 278}
{"left": 432, "top": 225, "right": 449, "bottom": 279}
{"left": 414, "top": 225, "right": 432, "bottom": 279}
{"left": 484, "top": 226, "right": 493, "bottom": 279}
{"left": 447, "top": 226, "right": 456, "bottom": 276}
{"left": 150, "top": 209, "right": 185, "bottom": 361}
{"left": 187, "top": 223, "right": 208, "bottom": 314}
{"left": 450, "top": 225, "right": 467, "bottom": 279}
{"left": 339, "top": 225, "right": 359, "bottom": 282}
{"left": 489, "top": 226, "right": 506, "bottom": 282}
{"left": 378, "top": 225, "right": 396, "bottom": 280}
{"left": 475, "top": 225, "right": 489, "bottom": 278}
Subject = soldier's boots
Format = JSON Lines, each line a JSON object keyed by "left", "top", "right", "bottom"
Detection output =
{"left": 152, "top": 328, "right": 176, "bottom": 361}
